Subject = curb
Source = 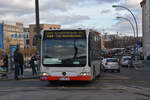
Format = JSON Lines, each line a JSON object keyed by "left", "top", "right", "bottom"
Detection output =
{"left": 0, "top": 76, "right": 40, "bottom": 81}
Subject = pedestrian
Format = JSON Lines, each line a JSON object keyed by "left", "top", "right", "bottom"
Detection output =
{"left": 30, "top": 55, "right": 37, "bottom": 76}
{"left": 37, "top": 55, "right": 40, "bottom": 71}
{"left": 3, "top": 53, "right": 8, "bottom": 73}
{"left": 13, "top": 48, "right": 20, "bottom": 80}
{"left": 34, "top": 56, "right": 39, "bottom": 72}
{"left": 18, "top": 49, "right": 24, "bottom": 79}
{"left": 0, "top": 56, "right": 7, "bottom": 77}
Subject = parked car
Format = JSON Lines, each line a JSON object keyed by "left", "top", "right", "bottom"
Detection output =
{"left": 120, "top": 56, "right": 131, "bottom": 67}
{"left": 101, "top": 58, "right": 120, "bottom": 72}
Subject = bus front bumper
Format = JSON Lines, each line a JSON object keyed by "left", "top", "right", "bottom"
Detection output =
{"left": 40, "top": 76, "right": 91, "bottom": 81}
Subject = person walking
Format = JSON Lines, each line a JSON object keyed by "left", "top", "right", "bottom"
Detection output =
{"left": 3, "top": 53, "right": 8, "bottom": 73}
{"left": 30, "top": 55, "right": 37, "bottom": 76}
{"left": 0, "top": 56, "right": 7, "bottom": 77}
{"left": 18, "top": 50, "right": 24, "bottom": 79}
{"left": 13, "top": 48, "right": 20, "bottom": 80}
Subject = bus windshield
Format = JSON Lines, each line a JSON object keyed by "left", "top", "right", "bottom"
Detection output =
{"left": 42, "top": 38, "right": 87, "bottom": 67}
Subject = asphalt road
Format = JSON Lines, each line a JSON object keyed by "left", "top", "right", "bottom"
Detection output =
{"left": 0, "top": 67, "right": 150, "bottom": 100}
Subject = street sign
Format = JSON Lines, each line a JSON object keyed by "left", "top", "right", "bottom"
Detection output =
{"left": 10, "top": 45, "right": 17, "bottom": 57}
{"left": 138, "top": 44, "right": 141, "bottom": 48}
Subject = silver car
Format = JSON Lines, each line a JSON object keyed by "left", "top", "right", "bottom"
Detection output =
{"left": 102, "top": 58, "right": 120, "bottom": 72}
{"left": 120, "top": 56, "right": 131, "bottom": 67}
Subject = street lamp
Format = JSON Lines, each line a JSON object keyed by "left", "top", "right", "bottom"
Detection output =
{"left": 112, "top": 5, "right": 139, "bottom": 60}
{"left": 116, "top": 17, "right": 136, "bottom": 40}
{"left": 116, "top": 16, "right": 136, "bottom": 56}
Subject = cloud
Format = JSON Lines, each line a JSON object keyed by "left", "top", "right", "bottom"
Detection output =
{"left": 0, "top": 0, "right": 34, "bottom": 15}
{"left": 40, "top": 12, "right": 90, "bottom": 25}
{"left": 113, "top": 0, "right": 143, "bottom": 12}
{"left": 111, "top": 16, "right": 142, "bottom": 36}
{"left": 40, "top": 0, "right": 121, "bottom": 11}
{"left": 111, "top": 0, "right": 142, "bottom": 35}
{"left": 0, "top": 0, "right": 142, "bottom": 36}
{"left": 40, "top": 0, "right": 86, "bottom": 11}
{"left": 95, "top": 0, "right": 120, "bottom": 4}
{"left": 101, "top": 10, "right": 112, "bottom": 14}
{"left": 0, "top": 0, "right": 91, "bottom": 26}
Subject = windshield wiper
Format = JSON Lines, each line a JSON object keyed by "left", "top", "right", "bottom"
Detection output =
{"left": 73, "top": 40, "right": 78, "bottom": 59}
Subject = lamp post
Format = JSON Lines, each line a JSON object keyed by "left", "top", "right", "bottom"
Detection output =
{"left": 112, "top": 5, "right": 139, "bottom": 60}
{"left": 116, "top": 17, "right": 136, "bottom": 41}
{"left": 116, "top": 16, "right": 136, "bottom": 57}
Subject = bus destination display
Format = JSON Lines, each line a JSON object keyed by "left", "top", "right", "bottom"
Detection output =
{"left": 44, "top": 30, "right": 86, "bottom": 39}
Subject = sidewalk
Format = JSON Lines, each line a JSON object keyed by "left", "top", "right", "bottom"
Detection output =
{"left": 134, "top": 60, "right": 150, "bottom": 71}
{"left": 0, "top": 68, "right": 40, "bottom": 81}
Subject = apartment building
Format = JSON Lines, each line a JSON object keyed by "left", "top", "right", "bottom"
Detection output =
{"left": 0, "top": 21, "right": 24, "bottom": 56}
{"left": 24, "top": 28, "right": 30, "bottom": 48}
{"left": 29, "top": 24, "right": 61, "bottom": 47}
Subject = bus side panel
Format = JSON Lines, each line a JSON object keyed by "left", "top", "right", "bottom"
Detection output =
{"left": 88, "top": 31, "right": 101, "bottom": 80}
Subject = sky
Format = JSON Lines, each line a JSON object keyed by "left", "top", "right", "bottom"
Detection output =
{"left": 0, "top": 0, "right": 143, "bottom": 36}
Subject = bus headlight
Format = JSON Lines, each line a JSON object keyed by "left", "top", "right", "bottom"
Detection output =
{"left": 41, "top": 72, "right": 48, "bottom": 76}
{"left": 80, "top": 72, "right": 90, "bottom": 76}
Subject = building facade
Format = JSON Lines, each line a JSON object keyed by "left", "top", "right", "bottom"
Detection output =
{"left": 141, "top": 0, "right": 150, "bottom": 59}
{"left": 24, "top": 28, "right": 30, "bottom": 48}
{"left": 0, "top": 21, "right": 24, "bottom": 56}
{"left": 146, "top": 0, "right": 150, "bottom": 58}
{"left": 141, "top": 0, "right": 146, "bottom": 59}
{"left": 29, "top": 24, "right": 61, "bottom": 47}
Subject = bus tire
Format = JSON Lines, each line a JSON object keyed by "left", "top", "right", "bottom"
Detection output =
{"left": 97, "top": 73, "right": 101, "bottom": 78}
{"left": 117, "top": 70, "right": 120, "bottom": 73}
{"left": 97, "top": 67, "right": 101, "bottom": 78}
{"left": 49, "top": 81, "right": 57, "bottom": 84}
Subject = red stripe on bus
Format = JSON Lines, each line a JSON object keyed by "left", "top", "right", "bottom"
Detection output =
{"left": 40, "top": 76, "right": 91, "bottom": 81}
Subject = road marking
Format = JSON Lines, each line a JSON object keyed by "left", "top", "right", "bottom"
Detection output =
{"left": 100, "top": 74, "right": 129, "bottom": 80}
{"left": 110, "top": 74, "right": 129, "bottom": 79}
{"left": 43, "top": 86, "right": 97, "bottom": 90}
{"left": 132, "top": 86, "right": 150, "bottom": 91}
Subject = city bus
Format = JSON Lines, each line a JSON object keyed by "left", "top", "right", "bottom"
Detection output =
{"left": 40, "top": 29, "right": 101, "bottom": 81}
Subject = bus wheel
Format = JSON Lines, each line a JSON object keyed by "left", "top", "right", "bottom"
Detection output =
{"left": 117, "top": 70, "right": 120, "bottom": 73}
{"left": 97, "top": 73, "right": 101, "bottom": 78}
{"left": 49, "top": 81, "right": 57, "bottom": 85}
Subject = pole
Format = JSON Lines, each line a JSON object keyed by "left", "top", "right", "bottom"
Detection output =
{"left": 35, "top": 0, "right": 40, "bottom": 54}
{"left": 113, "top": 5, "right": 139, "bottom": 60}
{"left": 35, "top": 0, "right": 41, "bottom": 72}
{"left": 35, "top": 0, "right": 40, "bottom": 32}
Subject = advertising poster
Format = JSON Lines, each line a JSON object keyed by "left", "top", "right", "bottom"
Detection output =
{"left": 0, "top": 24, "right": 4, "bottom": 49}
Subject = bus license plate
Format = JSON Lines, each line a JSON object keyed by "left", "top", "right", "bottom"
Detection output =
{"left": 59, "top": 78, "right": 70, "bottom": 81}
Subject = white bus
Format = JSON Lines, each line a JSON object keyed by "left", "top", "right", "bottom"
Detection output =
{"left": 40, "top": 29, "right": 101, "bottom": 81}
